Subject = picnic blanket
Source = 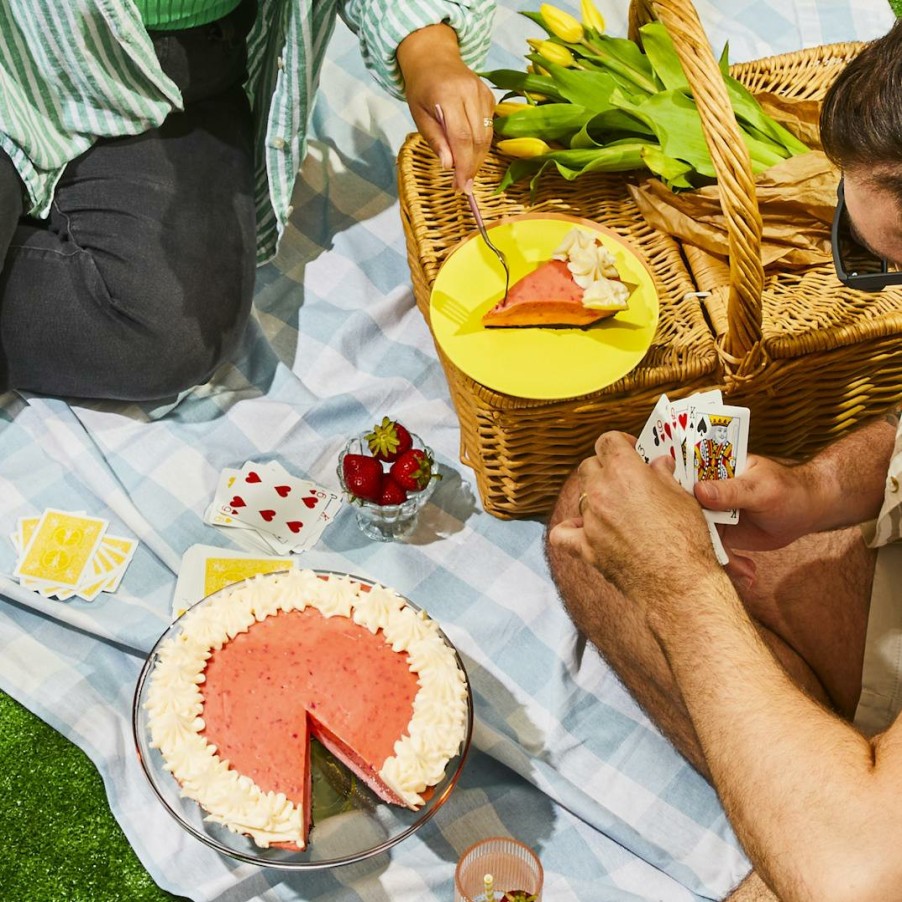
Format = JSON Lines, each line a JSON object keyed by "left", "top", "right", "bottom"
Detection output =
{"left": 0, "top": 2, "right": 894, "bottom": 899}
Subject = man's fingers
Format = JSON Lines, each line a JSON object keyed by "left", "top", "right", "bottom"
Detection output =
{"left": 649, "top": 454, "right": 677, "bottom": 478}
{"left": 548, "top": 520, "right": 587, "bottom": 559}
{"left": 724, "top": 549, "right": 757, "bottom": 590}
{"left": 694, "top": 475, "right": 746, "bottom": 511}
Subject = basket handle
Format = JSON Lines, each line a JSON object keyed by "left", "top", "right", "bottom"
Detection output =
{"left": 628, "top": 0, "right": 765, "bottom": 359}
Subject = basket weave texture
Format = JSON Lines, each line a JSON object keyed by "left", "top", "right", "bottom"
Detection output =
{"left": 399, "top": 0, "right": 902, "bottom": 519}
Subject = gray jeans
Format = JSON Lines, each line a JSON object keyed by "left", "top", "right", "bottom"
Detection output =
{"left": 0, "top": 1, "right": 257, "bottom": 401}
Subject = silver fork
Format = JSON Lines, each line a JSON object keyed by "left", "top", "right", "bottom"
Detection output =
{"left": 434, "top": 104, "right": 510, "bottom": 300}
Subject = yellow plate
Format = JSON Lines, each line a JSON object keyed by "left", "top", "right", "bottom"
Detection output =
{"left": 429, "top": 213, "right": 660, "bottom": 400}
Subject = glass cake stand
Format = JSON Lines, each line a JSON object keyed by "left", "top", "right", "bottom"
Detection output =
{"left": 132, "top": 570, "right": 474, "bottom": 869}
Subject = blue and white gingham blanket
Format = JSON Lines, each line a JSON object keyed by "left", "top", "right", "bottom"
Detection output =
{"left": 0, "top": 2, "right": 893, "bottom": 899}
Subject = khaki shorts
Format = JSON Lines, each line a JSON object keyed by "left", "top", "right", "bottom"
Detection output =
{"left": 854, "top": 542, "right": 902, "bottom": 735}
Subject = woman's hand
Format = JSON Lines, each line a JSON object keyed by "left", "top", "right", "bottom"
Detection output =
{"left": 397, "top": 24, "right": 496, "bottom": 192}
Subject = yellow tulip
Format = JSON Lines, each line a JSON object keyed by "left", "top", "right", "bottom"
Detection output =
{"left": 539, "top": 3, "right": 584, "bottom": 44}
{"left": 494, "top": 100, "right": 532, "bottom": 117}
{"left": 527, "top": 62, "right": 551, "bottom": 77}
{"left": 580, "top": 0, "right": 606, "bottom": 34}
{"left": 497, "top": 137, "right": 552, "bottom": 159}
{"left": 527, "top": 38, "right": 576, "bottom": 68}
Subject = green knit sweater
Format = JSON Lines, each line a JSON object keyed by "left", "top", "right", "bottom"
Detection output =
{"left": 134, "top": 0, "right": 241, "bottom": 30}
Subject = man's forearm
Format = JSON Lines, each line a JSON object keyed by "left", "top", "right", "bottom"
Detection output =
{"left": 649, "top": 570, "right": 902, "bottom": 902}
{"left": 799, "top": 412, "right": 896, "bottom": 531}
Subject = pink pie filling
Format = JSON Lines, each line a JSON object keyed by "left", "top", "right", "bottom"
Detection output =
{"left": 200, "top": 606, "right": 420, "bottom": 848}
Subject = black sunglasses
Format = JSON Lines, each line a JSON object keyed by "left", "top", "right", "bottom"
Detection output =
{"left": 831, "top": 177, "right": 902, "bottom": 292}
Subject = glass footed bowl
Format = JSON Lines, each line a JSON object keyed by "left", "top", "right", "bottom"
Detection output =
{"left": 337, "top": 432, "right": 438, "bottom": 541}
{"left": 132, "top": 570, "right": 473, "bottom": 869}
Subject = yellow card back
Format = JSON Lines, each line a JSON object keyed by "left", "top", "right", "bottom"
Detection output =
{"left": 14, "top": 510, "right": 108, "bottom": 588}
{"left": 203, "top": 557, "right": 291, "bottom": 597}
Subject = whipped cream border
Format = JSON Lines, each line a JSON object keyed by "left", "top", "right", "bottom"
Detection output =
{"left": 553, "top": 226, "right": 631, "bottom": 310}
{"left": 144, "top": 568, "right": 469, "bottom": 849}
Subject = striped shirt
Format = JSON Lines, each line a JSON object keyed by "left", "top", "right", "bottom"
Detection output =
{"left": 0, "top": 0, "right": 494, "bottom": 262}
{"left": 134, "top": 0, "right": 242, "bottom": 30}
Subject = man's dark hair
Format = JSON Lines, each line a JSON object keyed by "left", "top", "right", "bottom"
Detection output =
{"left": 821, "top": 18, "right": 902, "bottom": 197}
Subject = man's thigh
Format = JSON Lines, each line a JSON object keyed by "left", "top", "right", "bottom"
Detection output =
{"left": 0, "top": 83, "right": 256, "bottom": 399}
{"left": 737, "top": 528, "right": 876, "bottom": 719}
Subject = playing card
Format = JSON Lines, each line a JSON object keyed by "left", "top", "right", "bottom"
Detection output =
{"left": 707, "top": 520, "right": 729, "bottom": 565}
{"left": 206, "top": 489, "right": 296, "bottom": 555}
{"left": 670, "top": 390, "right": 723, "bottom": 490}
{"left": 686, "top": 403, "right": 750, "bottom": 524}
{"left": 11, "top": 515, "right": 40, "bottom": 556}
{"left": 635, "top": 394, "right": 688, "bottom": 483}
{"left": 14, "top": 509, "right": 108, "bottom": 589}
{"left": 218, "top": 461, "right": 329, "bottom": 546}
{"left": 172, "top": 544, "right": 295, "bottom": 618}
{"left": 206, "top": 460, "right": 340, "bottom": 554}
{"left": 95, "top": 534, "right": 138, "bottom": 592}
{"left": 207, "top": 467, "right": 243, "bottom": 526}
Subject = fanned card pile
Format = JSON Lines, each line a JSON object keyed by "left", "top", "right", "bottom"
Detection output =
{"left": 10, "top": 508, "right": 137, "bottom": 602}
{"left": 636, "top": 391, "right": 750, "bottom": 564}
{"left": 204, "top": 460, "right": 341, "bottom": 555}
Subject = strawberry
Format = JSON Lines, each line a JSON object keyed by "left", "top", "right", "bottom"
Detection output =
{"left": 500, "top": 892, "right": 537, "bottom": 902}
{"left": 366, "top": 416, "right": 413, "bottom": 462}
{"left": 377, "top": 476, "right": 408, "bottom": 506}
{"left": 389, "top": 448, "right": 438, "bottom": 492}
{"left": 341, "top": 453, "right": 383, "bottom": 502}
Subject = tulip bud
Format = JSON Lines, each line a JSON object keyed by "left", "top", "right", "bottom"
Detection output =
{"left": 527, "top": 62, "right": 551, "bottom": 77}
{"left": 497, "top": 137, "right": 552, "bottom": 159}
{"left": 528, "top": 38, "right": 576, "bottom": 68}
{"left": 539, "top": 3, "right": 584, "bottom": 43}
{"left": 580, "top": 0, "right": 606, "bottom": 34}
{"left": 494, "top": 100, "right": 532, "bottom": 117}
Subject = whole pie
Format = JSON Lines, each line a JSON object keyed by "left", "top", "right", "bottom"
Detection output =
{"left": 144, "top": 569, "right": 470, "bottom": 850}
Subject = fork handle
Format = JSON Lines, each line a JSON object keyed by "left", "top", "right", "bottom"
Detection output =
{"left": 465, "top": 190, "right": 490, "bottom": 243}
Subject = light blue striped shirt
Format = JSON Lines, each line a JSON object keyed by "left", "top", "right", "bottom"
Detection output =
{"left": 0, "top": 0, "right": 494, "bottom": 262}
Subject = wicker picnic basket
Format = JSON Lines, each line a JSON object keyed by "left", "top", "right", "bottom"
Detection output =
{"left": 398, "top": 0, "right": 902, "bottom": 519}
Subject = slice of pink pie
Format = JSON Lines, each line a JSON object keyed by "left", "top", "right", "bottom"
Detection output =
{"left": 482, "top": 227, "right": 631, "bottom": 328}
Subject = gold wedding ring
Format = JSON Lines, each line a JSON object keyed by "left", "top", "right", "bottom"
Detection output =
{"left": 578, "top": 492, "right": 589, "bottom": 515}
{"left": 483, "top": 116, "right": 494, "bottom": 129}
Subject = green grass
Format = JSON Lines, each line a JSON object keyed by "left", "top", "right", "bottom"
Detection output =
{"left": 891, "top": 0, "right": 902, "bottom": 15}
{"left": 0, "top": 689, "right": 187, "bottom": 902}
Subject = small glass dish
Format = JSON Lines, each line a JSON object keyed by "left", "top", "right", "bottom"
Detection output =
{"left": 455, "top": 837, "right": 544, "bottom": 901}
{"left": 337, "top": 432, "right": 438, "bottom": 541}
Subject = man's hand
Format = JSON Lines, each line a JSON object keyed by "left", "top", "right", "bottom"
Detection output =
{"left": 397, "top": 24, "right": 496, "bottom": 192}
{"left": 700, "top": 414, "right": 895, "bottom": 563}
{"left": 550, "top": 432, "right": 718, "bottom": 603}
{"left": 695, "top": 454, "right": 820, "bottom": 554}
